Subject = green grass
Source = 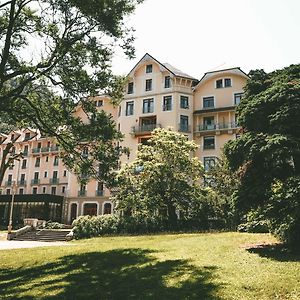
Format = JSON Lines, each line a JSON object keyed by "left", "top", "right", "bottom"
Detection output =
{"left": 0, "top": 232, "right": 299, "bottom": 299}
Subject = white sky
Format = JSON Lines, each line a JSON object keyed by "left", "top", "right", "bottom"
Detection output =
{"left": 112, "top": 0, "right": 300, "bottom": 79}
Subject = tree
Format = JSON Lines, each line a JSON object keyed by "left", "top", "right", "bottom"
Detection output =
{"left": 224, "top": 64, "right": 300, "bottom": 245}
{"left": 0, "top": 0, "right": 143, "bottom": 185}
{"left": 114, "top": 128, "right": 205, "bottom": 228}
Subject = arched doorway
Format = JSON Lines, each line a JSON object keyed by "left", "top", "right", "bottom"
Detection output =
{"left": 83, "top": 203, "right": 97, "bottom": 216}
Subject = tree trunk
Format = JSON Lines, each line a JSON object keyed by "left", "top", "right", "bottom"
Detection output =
{"left": 167, "top": 203, "right": 177, "bottom": 229}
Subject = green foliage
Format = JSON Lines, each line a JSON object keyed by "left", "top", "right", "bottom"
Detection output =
{"left": 224, "top": 64, "right": 300, "bottom": 246}
{"left": 0, "top": 0, "right": 143, "bottom": 185}
{"left": 114, "top": 128, "right": 207, "bottom": 228}
{"left": 267, "top": 177, "right": 300, "bottom": 247}
{"left": 237, "top": 209, "right": 270, "bottom": 233}
{"left": 44, "top": 221, "right": 65, "bottom": 229}
{"left": 72, "top": 214, "right": 120, "bottom": 239}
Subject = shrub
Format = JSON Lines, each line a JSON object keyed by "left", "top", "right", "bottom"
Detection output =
{"left": 237, "top": 209, "right": 270, "bottom": 233}
{"left": 44, "top": 221, "right": 65, "bottom": 229}
{"left": 72, "top": 215, "right": 120, "bottom": 239}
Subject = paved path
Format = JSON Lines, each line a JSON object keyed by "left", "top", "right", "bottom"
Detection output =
{"left": 0, "top": 240, "right": 70, "bottom": 250}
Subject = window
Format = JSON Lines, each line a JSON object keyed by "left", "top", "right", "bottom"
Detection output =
{"left": 203, "top": 157, "right": 216, "bottom": 171}
{"left": 216, "top": 79, "right": 223, "bottom": 88}
{"left": 203, "top": 136, "right": 215, "bottom": 150}
{"left": 143, "top": 98, "right": 154, "bottom": 113}
{"left": 45, "top": 156, "right": 49, "bottom": 162}
{"left": 19, "top": 188, "right": 24, "bottom": 195}
{"left": 24, "top": 132, "right": 30, "bottom": 140}
{"left": 53, "top": 156, "right": 59, "bottom": 166}
{"left": 6, "top": 189, "right": 11, "bottom": 195}
{"left": 32, "top": 187, "right": 38, "bottom": 194}
{"left": 224, "top": 78, "right": 231, "bottom": 87}
{"left": 163, "top": 96, "right": 172, "bottom": 111}
{"left": 164, "top": 76, "right": 171, "bottom": 88}
{"left": 179, "top": 115, "right": 189, "bottom": 132}
{"left": 20, "top": 174, "right": 25, "bottom": 185}
{"left": 11, "top": 134, "right": 15, "bottom": 141}
{"left": 7, "top": 174, "right": 12, "bottom": 184}
{"left": 95, "top": 99, "right": 103, "bottom": 107}
{"left": 62, "top": 186, "right": 66, "bottom": 194}
{"left": 127, "top": 82, "right": 134, "bottom": 94}
{"left": 145, "top": 79, "right": 152, "bottom": 91}
{"left": 23, "top": 145, "right": 29, "bottom": 155}
{"left": 203, "top": 96, "right": 214, "bottom": 108}
{"left": 42, "top": 186, "right": 46, "bottom": 194}
{"left": 125, "top": 101, "right": 134, "bottom": 116}
{"left": 83, "top": 203, "right": 97, "bottom": 216}
{"left": 51, "top": 186, "right": 56, "bottom": 195}
{"left": 35, "top": 157, "right": 40, "bottom": 167}
{"left": 63, "top": 170, "right": 67, "bottom": 177}
{"left": 97, "top": 182, "right": 104, "bottom": 196}
{"left": 34, "top": 172, "right": 39, "bottom": 180}
{"left": 180, "top": 96, "right": 189, "bottom": 109}
{"left": 234, "top": 93, "right": 243, "bottom": 105}
{"left": 203, "top": 116, "right": 215, "bottom": 130}
{"left": 103, "top": 203, "right": 112, "bottom": 214}
{"left": 21, "top": 159, "right": 27, "bottom": 169}
{"left": 53, "top": 170, "right": 58, "bottom": 179}
{"left": 146, "top": 64, "right": 152, "bottom": 73}
{"left": 44, "top": 171, "right": 48, "bottom": 178}
{"left": 118, "top": 106, "right": 121, "bottom": 117}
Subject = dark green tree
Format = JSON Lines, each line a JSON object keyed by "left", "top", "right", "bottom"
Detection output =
{"left": 0, "top": 0, "right": 143, "bottom": 186}
{"left": 224, "top": 64, "right": 300, "bottom": 245}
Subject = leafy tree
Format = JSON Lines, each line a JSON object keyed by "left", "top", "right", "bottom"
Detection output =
{"left": 114, "top": 128, "right": 205, "bottom": 228}
{"left": 0, "top": 0, "right": 143, "bottom": 185}
{"left": 224, "top": 64, "right": 300, "bottom": 245}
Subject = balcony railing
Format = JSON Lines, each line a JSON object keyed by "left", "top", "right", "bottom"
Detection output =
{"left": 18, "top": 180, "right": 26, "bottom": 186}
{"left": 78, "top": 190, "right": 87, "bottom": 197}
{"left": 31, "top": 179, "right": 40, "bottom": 185}
{"left": 5, "top": 181, "right": 13, "bottom": 187}
{"left": 131, "top": 123, "right": 161, "bottom": 135}
{"left": 49, "top": 178, "right": 59, "bottom": 185}
{"left": 96, "top": 190, "right": 104, "bottom": 196}
{"left": 32, "top": 148, "right": 41, "bottom": 154}
{"left": 178, "top": 124, "right": 191, "bottom": 133}
{"left": 197, "top": 122, "right": 240, "bottom": 132}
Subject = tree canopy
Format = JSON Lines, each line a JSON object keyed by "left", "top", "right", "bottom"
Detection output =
{"left": 0, "top": 0, "right": 143, "bottom": 185}
{"left": 224, "top": 64, "right": 300, "bottom": 245}
{"left": 114, "top": 128, "right": 206, "bottom": 227}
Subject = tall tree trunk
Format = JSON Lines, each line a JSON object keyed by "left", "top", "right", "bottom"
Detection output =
{"left": 167, "top": 202, "right": 177, "bottom": 229}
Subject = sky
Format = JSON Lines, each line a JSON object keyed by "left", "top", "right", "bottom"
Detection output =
{"left": 112, "top": 0, "right": 300, "bottom": 79}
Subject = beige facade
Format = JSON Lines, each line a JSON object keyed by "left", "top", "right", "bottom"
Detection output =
{"left": 0, "top": 53, "right": 249, "bottom": 224}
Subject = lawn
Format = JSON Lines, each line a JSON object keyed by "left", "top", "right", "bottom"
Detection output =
{"left": 0, "top": 232, "right": 299, "bottom": 300}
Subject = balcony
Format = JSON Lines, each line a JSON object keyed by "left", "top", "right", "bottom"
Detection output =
{"left": 5, "top": 181, "right": 13, "bottom": 187}
{"left": 196, "top": 122, "right": 240, "bottom": 135}
{"left": 78, "top": 190, "right": 87, "bottom": 197}
{"left": 96, "top": 190, "right": 104, "bottom": 197}
{"left": 18, "top": 180, "right": 26, "bottom": 186}
{"left": 41, "top": 146, "right": 59, "bottom": 153}
{"left": 49, "top": 178, "right": 59, "bottom": 185}
{"left": 32, "top": 148, "right": 41, "bottom": 154}
{"left": 131, "top": 123, "right": 161, "bottom": 136}
{"left": 178, "top": 124, "right": 191, "bottom": 133}
{"left": 31, "top": 179, "right": 40, "bottom": 185}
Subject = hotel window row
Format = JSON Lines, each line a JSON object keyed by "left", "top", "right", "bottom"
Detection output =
{"left": 125, "top": 95, "right": 190, "bottom": 116}
{"left": 127, "top": 76, "right": 172, "bottom": 94}
{"left": 202, "top": 93, "right": 243, "bottom": 109}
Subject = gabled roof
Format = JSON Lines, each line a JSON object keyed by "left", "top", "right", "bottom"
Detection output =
{"left": 128, "top": 53, "right": 198, "bottom": 81}
{"left": 193, "top": 67, "right": 249, "bottom": 91}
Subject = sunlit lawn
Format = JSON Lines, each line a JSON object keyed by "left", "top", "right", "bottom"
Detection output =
{"left": 0, "top": 232, "right": 299, "bottom": 299}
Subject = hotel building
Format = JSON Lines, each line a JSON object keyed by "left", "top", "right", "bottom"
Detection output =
{"left": 0, "top": 53, "right": 249, "bottom": 225}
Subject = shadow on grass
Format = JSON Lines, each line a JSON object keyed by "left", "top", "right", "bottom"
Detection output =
{"left": 246, "top": 243, "right": 300, "bottom": 262}
{"left": 0, "top": 248, "right": 222, "bottom": 299}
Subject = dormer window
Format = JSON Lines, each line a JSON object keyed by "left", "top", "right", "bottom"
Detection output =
{"left": 216, "top": 79, "right": 223, "bottom": 89}
{"left": 216, "top": 78, "right": 232, "bottom": 88}
{"left": 146, "top": 64, "right": 152, "bottom": 73}
{"left": 24, "top": 132, "right": 30, "bottom": 141}
{"left": 127, "top": 82, "right": 134, "bottom": 94}
{"left": 95, "top": 100, "right": 103, "bottom": 107}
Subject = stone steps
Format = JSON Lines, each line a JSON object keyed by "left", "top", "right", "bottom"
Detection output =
{"left": 12, "top": 229, "right": 71, "bottom": 242}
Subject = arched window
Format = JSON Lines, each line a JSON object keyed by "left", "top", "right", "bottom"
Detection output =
{"left": 103, "top": 203, "right": 112, "bottom": 214}
{"left": 83, "top": 203, "right": 97, "bottom": 216}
